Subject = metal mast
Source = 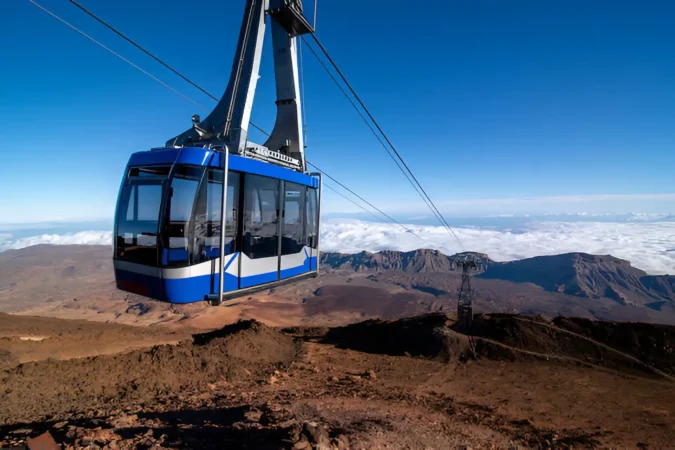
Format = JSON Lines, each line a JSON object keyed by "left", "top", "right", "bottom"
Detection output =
{"left": 455, "top": 256, "right": 477, "bottom": 330}
{"left": 166, "top": 0, "right": 313, "bottom": 173}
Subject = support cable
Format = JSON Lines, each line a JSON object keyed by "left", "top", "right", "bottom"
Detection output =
{"left": 69, "top": 0, "right": 219, "bottom": 102}
{"left": 300, "top": 39, "right": 437, "bottom": 219}
{"left": 321, "top": 182, "right": 452, "bottom": 254}
{"left": 308, "top": 162, "right": 453, "bottom": 253}
{"left": 67, "top": 0, "right": 271, "bottom": 138}
{"left": 28, "top": 0, "right": 208, "bottom": 112}
{"left": 306, "top": 34, "right": 465, "bottom": 251}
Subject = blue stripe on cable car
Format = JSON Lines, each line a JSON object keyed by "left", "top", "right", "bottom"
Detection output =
{"left": 128, "top": 148, "right": 180, "bottom": 166}
{"left": 127, "top": 147, "right": 318, "bottom": 188}
{"left": 164, "top": 272, "right": 239, "bottom": 304}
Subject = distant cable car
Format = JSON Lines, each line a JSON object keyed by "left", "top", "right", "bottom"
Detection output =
{"left": 113, "top": 0, "right": 321, "bottom": 304}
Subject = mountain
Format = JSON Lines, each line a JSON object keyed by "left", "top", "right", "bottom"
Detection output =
{"left": 320, "top": 249, "right": 492, "bottom": 273}
{"left": 321, "top": 249, "right": 675, "bottom": 311}
{"left": 479, "top": 252, "right": 672, "bottom": 307}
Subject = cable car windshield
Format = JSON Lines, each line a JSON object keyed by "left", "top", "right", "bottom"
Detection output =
{"left": 115, "top": 163, "right": 240, "bottom": 268}
{"left": 115, "top": 166, "right": 170, "bottom": 266}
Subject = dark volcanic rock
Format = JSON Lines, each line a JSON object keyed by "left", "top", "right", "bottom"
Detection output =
{"left": 320, "top": 249, "right": 492, "bottom": 273}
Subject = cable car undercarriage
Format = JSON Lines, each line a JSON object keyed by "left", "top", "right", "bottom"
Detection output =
{"left": 113, "top": 0, "right": 321, "bottom": 305}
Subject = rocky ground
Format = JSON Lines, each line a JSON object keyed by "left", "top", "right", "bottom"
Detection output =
{"left": 1, "top": 313, "right": 674, "bottom": 449}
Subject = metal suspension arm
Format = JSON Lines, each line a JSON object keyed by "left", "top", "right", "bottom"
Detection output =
{"left": 167, "top": 0, "right": 268, "bottom": 152}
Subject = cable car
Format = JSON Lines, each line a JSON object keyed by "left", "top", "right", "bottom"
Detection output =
{"left": 113, "top": 0, "right": 321, "bottom": 304}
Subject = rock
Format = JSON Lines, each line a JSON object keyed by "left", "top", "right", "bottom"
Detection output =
{"left": 348, "top": 375, "right": 362, "bottom": 382}
{"left": 335, "top": 434, "right": 350, "bottom": 450}
{"left": 293, "top": 440, "right": 310, "bottom": 449}
{"left": 303, "top": 421, "right": 330, "bottom": 447}
{"left": 52, "top": 421, "right": 68, "bottom": 429}
{"left": 244, "top": 410, "right": 263, "bottom": 422}
{"left": 111, "top": 414, "right": 138, "bottom": 428}
{"left": 92, "top": 428, "right": 119, "bottom": 443}
{"left": 366, "top": 369, "right": 376, "bottom": 380}
{"left": 268, "top": 375, "right": 279, "bottom": 384}
{"left": 329, "top": 376, "right": 339, "bottom": 383}
{"left": 26, "top": 431, "right": 59, "bottom": 450}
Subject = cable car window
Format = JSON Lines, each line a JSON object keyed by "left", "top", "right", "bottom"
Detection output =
{"left": 163, "top": 165, "right": 205, "bottom": 267}
{"left": 128, "top": 166, "right": 171, "bottom": 178}
{"left": 281, "top": 182, "right": 305, "bottom": 255}
{"left": 193, "top": 170, "right": 239, "bottom": 263}
{"left": 243, "top": 175, "right": 279, "bottom": 259}
{"left": 115, "top": 167, "right": 167, "bottom": 266}
{"left": 306, "top": 187, "right": 318, "bottom": 248}
{"left": 136, "top": 184, "right": 163, "bottom": 221}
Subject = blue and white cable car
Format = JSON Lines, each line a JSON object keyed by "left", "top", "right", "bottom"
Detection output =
{"left": 113, "top": 0, "right": 321, "bottom": 304}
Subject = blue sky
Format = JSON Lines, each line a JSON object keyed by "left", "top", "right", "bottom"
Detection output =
{"left": 1, "top": 0, "right": 674, "bottom": 224}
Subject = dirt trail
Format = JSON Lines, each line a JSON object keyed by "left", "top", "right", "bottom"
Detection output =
{"left": 507, "top": 315, "right": 675, "bottom": 379}
{"left": 1, "top": 313, "right": 674, "bottom": 449}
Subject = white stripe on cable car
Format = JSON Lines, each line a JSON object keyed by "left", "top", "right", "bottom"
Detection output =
{"left": 280, "top": 248, "right": 310, "bottom": 270}
{"left": 239, "top": 252, "right": 278, "bottom": 278}
{"left": 114, "top": 247, "right": 315, "bottom": 280}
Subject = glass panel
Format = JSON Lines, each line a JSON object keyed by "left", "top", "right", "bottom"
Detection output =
{"left": 129, "top": 166, "right": 171, "bottom": 178}
{"left": 115, "top": 181, "right": 164, "bottom": 266}
{"left": 163, "top": 165, "right": 205, "bottom": 267}
{"left": 306, "top": 187, "right": 318, "bottom": 248}
{"left": 137, "top": 184, "right": 163, "bottom": 220}
{"left": 281, "top": 182, "right": 305, "bottom": 255}
{"left": 193, "top": 170, "right": 239, "bottom": 263}
{"left": 243, "top": 174, "right": 279, "bottom": 259}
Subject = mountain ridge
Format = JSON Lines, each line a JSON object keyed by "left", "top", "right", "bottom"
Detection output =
{"left": 320, "top": 249, "right": 674, "bottom": 308}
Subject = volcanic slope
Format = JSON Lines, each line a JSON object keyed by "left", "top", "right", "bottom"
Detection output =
{"left": 1, "top": 313, "right": 674, "bottom": 449}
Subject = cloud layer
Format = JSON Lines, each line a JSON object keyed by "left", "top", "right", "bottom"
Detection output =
{"left": 0, "top": 231, "right": 113, "bottom": 253}
{"left": 320, "top": 219, "right": 675, "bottom": 275}
{"left": 1, "top": 220, "right": 674, "bottom": 275}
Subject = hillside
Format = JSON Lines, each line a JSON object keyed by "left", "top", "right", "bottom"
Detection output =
{"left": 2, "top": 313, "right": 675, "bottom": 449}
{"left": 320, "top": 249, "right": 492, "bottom": 273}
{"left": 321, "top": 249, "right": 675, "bottom": 309}
{"left": 479, "top": 252, "right": 673, "bottom": 307}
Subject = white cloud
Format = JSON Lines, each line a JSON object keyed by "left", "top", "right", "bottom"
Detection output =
{"left": 0, "top": 231, "right": 112, "bottom": 252}
{"left": 320, "top": 219, "right": 675, "bottom": 275}
{"left": 2, "top": 220, "right": 674, "bottom": 276}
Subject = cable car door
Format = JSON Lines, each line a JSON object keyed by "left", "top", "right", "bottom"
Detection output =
{"left": 240, "top": 174, "right": 281, "bottom": 289}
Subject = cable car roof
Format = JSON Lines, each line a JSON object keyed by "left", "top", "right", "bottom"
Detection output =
{"left": 127, "top": 147, "right": 318, "bottom": 188}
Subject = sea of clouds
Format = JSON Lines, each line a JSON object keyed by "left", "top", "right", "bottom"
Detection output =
{"left": 1, "top": 220, "right": 674, "bottom": 275}
{"left": 320, "top": 219, "right": 675, "bottom": 275}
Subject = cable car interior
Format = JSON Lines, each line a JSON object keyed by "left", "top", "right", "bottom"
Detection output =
{"left": 113, "top": 0, "right": 321, "bottom": 304}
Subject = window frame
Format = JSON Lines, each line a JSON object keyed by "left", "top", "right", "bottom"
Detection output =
{"left": 114, "top": 165, "right": 170, "bottom": 266}
{"left": 241, "top": 173, "right": 281, "bottom": 260}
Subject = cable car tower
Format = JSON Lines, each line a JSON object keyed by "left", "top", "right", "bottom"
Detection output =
{"left": 454, "top": 255, "right": 477, "bottom": 330}
{"left": 113, "top": 0, "right": 322, "bottom": 305}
